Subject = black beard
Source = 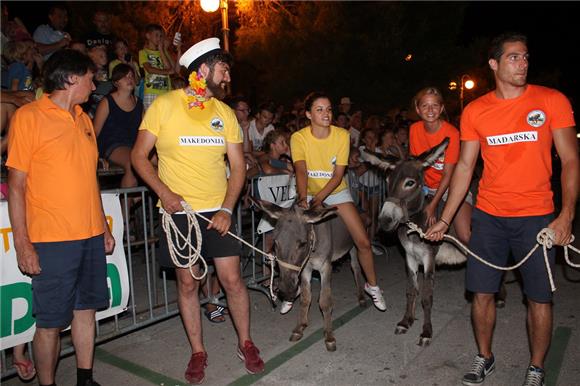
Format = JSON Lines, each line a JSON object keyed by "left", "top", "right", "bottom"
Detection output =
{"left": 206, "top": 77, "right": 227, "bottom": 100}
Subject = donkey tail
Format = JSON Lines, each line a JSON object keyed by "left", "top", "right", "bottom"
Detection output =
{"left": 435, "top": 241, "right": 467, "bottom": 265}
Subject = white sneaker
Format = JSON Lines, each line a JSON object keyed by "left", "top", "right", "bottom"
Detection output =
{"left": 364, "top": 283, "right": 387, "bottom": 311}
{"left": 279, "top": 301, "right": 294, "bottom": 315}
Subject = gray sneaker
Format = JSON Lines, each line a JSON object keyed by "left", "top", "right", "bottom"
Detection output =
{"left": 462, "top": 354, "right": 495, "bottom": 385}
{"left": 522, "top": 366, "right": 545, "bottom": 386}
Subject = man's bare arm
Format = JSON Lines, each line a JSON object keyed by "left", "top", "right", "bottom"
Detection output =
{"left": 549, "top": 127, "right": 579, "bottom": 245}
{"left": 7, "top": 168, "right": 41, "bottom": 275}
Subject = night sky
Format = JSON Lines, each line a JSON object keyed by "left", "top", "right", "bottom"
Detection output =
{"left": 4, "top": 1, "right": 580, "bottom": 113}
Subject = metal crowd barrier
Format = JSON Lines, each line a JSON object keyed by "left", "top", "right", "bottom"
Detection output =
{"left": 1, "top": 186, "right": 235, "bottom": 380}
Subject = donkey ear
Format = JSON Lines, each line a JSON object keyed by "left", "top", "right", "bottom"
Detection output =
{"left": 250, "top": 197, "right": 286, "bottom": 220}
{"left": 302, "top": 206, "right": 338, "bottom": 224}
{"left": 359, "top": 149, "right": 399, "bottom": 171}
{"left": 419, "top": 137, "right": 449, "bottom": 168}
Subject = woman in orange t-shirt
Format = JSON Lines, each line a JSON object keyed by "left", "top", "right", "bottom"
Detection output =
{"left": 409, "top": 87, "right": 472, "bottom": 244}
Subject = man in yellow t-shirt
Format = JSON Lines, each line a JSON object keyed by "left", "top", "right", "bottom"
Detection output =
{"left": 131, "top": 38, "right": 264, "bottom": 383}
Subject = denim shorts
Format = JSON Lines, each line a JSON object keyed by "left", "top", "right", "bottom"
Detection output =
{"left": 466, "top": 208, "right": 555, "bottom": 303}
{"left": 158, "top": 211, "right": 242, "bottom": 268}
{"left": 307, "top": 189, "right": 354, "bottom": 207}
{"left": 32, "top": 234, "right": 109, "bottom": 328}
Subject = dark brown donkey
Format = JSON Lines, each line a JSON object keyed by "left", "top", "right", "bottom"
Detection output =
{"left": 361, "top": 138, "right": 467, "bottom": 346}
{"left": 253, "top": 200, "right": 367, "bottom": 351}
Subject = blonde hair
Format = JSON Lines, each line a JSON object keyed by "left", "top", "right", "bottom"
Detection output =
{"left": 3, "top": 40, "right": 33, "bottom": 63}
{"left": 413, "top": 87, "right": 444, "bottom": 108}
{"left": 262, "top": 129, "right": 285, "bottom": 153}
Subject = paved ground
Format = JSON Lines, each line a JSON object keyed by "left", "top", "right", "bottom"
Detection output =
{"left": 3, "top": 232, "right": 579, "bottom": 386}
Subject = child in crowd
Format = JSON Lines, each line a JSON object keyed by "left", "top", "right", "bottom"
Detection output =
{"left": 259, "top": 129, "right": 293, "bottom": 175}
{"left": 109, "top": 39, "right": 140, "bottom": 83}
{"left": 395, "top": 125, "right": 410, "bottom": 159}
{"left": 138, "top": 24, "right": 175, "bottom": 109}
{"left": 4, "top": 40, "right": 42, "bottom": 91}
{"left": 378, "top": 126, "right": 406, "bottom": 159}
{"left": 85, "top": 45, "right": 112, "bottom": 117}
{"left": 357, "top": 128, "right": 382, "bottom": 249}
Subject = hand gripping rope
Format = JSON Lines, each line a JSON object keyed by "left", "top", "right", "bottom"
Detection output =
{"left": 406, "top": 222, "right": 580, "bottom": 292}
{"left": 162, "top": 201, "right": 280, "bottom": 300}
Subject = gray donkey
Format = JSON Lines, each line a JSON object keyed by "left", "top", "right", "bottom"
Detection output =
{"left": 253, "top": 200, "right": 367, "bottom": 351}
{"left": 361, "top": 138, "right": 466, "bottom": 346}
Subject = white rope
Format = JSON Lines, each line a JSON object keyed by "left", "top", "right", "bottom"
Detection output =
{"left": 162, "top": 201, "right": 278, "bottom": 299}
{"left": 406, "top": 222, "right": 580, "bottom": 292}
{"left": 161, "top": 202, "right": 208, "bottom": 280}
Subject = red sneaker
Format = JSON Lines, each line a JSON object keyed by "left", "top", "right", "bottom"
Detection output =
{"left": 237, "top": 340, "right": 265, "bottom": 374}
{"left": 185, "top": 351, "right": 207, "bottom": 384}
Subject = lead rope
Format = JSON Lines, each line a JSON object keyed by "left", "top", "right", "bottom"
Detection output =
{"left": 162, "top": 201, "right": 278, "bottom": 299}
{"left": 406, "top": 222, "right": 580, "bottom": 292}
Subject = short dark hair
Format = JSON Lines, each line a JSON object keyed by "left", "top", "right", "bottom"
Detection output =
{"left": 42, "top": 49, "right": 96, "bottom": 93}
{"left": 48, "top": 4, "right": 67, "bottom": 16}
{"left": 111, "top": 62, "right": 134, "bottom": 83}
{"left": 227, "top": 95, "right": 250, "bottom": 110}
{"left": 488, "top": 32, "right": 528, "bottom": 61}
{"left": 188, "top": 50, "right": 233, "bottom": 73}
{"left": 304, "top": 91, "right": 330, "bottom": 112}
{"left": 258, "top": 101, "right": 276, "bottom": 115}
{"left": 144, "top": 24, "right": 163, "bottom": 34}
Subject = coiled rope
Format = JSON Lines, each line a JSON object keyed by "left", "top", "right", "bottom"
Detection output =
{"left": 406, "top": 222, "right": 580, "bottom": 292}
{"left": 162, "top": 201, "right": 278, "bottom": 299}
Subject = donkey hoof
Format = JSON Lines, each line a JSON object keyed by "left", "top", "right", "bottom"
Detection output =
{"left": 418, "top": 336, "right": 432, "bottom": 347}
{"left": 290, "top": 332, "right": 303, "bottom": 342}
{"left": 395, "top": 325, "right": 408, "bottom": 335}
{"left": 496, "top": 299, "right": 506, "bottom": 309}
{"left": 325, "top": 340, "right": 337, "bottom": 352}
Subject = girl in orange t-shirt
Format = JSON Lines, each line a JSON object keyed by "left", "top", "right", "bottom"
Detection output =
{"left": 410, "top": 87, "right": 472, "bottom": 244}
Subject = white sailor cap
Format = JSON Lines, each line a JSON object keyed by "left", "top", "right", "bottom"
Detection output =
{"left": 179, "top": 37, "right": 222, "bottom": 71}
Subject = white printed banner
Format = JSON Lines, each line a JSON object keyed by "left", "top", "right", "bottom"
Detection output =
{"left": 0, "top": 193, "right": 130, "bottom": 349}
{"left": 256, "top": 174, "right": 296, "bottom": 234}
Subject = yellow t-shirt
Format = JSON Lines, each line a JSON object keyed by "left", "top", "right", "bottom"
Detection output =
{"left": 140, "top": 90, "right": 242, "bottom": 211}
{"left": 290, "top": 125, "right": 350, "bottom": 195}
{"left": 138, "top": 48, "right": 171, "bottom": 95}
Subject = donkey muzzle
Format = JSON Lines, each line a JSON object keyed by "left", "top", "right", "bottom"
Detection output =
{"left": 379, "top": 199, "right": 406, "bottom": 232}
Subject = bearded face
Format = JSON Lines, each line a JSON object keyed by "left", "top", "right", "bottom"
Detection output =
{"left": 205, "top": 62, "right": 230, "bottom": 100}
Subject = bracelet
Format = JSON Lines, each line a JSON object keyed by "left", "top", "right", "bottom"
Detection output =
{"left": 440, "top": 218, "right": 450, "bottom": 227}
{"left": 219, "top": 207, "right": 233, "bottom": 215}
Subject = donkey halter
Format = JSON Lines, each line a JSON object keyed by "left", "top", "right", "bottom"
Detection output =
{"left": 272, "top": 224, "right": 317, "bottom": 272}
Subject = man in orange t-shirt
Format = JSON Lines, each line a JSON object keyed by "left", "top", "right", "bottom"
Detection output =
{"left": 425, "top": 33, "right": 578, "bottom": 386}
{"left": 7, "top": 50, "right": 115, "bottom": 386}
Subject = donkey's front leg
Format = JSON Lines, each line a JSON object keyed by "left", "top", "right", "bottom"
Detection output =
{"left": 290, "top": 266, "right": 313, "bottom": 342}
{"left": 418, "top": 261, "right": 435, "bottom": 346}
{"left": 396, "top": 257, "right": 419, "bottom": 335}
{"left": 319, "top": 262, "right": 336, "bottom": 351}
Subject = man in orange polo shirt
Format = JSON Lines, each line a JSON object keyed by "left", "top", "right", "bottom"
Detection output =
{"left": 7, "top": 49, "right": 115, "bottom": 386}
{"left": 425, "top": 33, "right": 578, "bottom": 386}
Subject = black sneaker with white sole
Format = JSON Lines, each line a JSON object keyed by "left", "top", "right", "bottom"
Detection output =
{"left": 462, "top": 353, "right": 495, "bottom": 385}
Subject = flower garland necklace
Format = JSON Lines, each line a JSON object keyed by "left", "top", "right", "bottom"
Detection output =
{"left": 185, "top": 70, "right": 208, "bottom": 110}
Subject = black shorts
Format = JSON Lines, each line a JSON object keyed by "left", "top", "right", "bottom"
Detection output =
{"left": 158, "top": 211, "right": 242, "bottom": 268}
{"left": 32, "top": 234, "right": 109, "bottom": 328}
{"left": 466, "top": 208, "right": 555, "bottom": 303}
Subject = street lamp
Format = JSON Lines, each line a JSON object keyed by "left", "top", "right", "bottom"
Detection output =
{"left": 200, "top": 0, "right": 230, "bottom": 52}
{"left": 449, "top": 75, "right": 475, "bottom": 112}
